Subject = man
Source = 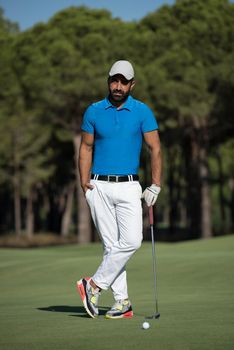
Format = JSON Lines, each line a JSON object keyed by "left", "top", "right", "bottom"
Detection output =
{"left": 77, "top": 60, "right": 162, "bottom": 319}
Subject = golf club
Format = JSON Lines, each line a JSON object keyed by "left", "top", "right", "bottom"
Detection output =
{"left": 146, "top": 205, "right": 160, "bottom": 320}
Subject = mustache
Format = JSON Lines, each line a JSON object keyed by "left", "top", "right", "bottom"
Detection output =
{"left": 112, "top": 89, "right": 124, "bottom": 94}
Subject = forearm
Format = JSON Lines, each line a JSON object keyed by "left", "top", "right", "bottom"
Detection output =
{"left": 78, "top": 143, "right": 93, "bottom": 189}
{"left": 142, "top": 145, "right": 162, "bottom": 207}
{"left": 151, "top": 147, "right": 162, "bottom": 186}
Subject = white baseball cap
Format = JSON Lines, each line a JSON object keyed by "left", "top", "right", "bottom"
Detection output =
{"left": 109, "top": 60, "right": 134, "bottom": 80}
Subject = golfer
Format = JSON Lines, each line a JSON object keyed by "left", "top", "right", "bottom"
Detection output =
{"left": 77, "top": 60, "right": 162, "bottom": 319}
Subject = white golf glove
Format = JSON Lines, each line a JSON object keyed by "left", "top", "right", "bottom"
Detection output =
{"left": 142, "top": 184, "right": 161, "bottom": 207}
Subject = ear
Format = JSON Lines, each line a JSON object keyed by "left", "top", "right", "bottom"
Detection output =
{"left": 130, "top": 79, "right": 136, "bottom": 90}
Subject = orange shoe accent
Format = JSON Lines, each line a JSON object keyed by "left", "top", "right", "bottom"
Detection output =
{"left": 76, "top": 281, "right": 85, "bottom": 301}
{"left": 123, "top": 310, "right": 133, "bottom": 318}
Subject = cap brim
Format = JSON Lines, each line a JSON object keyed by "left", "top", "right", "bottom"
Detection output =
{"left": 109, "top": 72, "right": 133, "bottom": 80}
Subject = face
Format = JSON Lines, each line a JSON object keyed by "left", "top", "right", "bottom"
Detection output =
{"left": 108, "top": 74, "right": 135, "bottom": 104}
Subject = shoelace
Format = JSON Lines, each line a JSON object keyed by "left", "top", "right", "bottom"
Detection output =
{"left": 111, "top": 300, "right": 129, "bottom": 311}
{"left": 90, "top": 287, "right": 100, "bottom": 306}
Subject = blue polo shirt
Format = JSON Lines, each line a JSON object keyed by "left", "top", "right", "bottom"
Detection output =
{"left": 81, "top": 95, "right": 158, "bottom": 175}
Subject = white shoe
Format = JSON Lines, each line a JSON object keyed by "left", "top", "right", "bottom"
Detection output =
{"left": 76, "top": 277, "right": 100, "bottom": 318}
{"left": 105, "top": 299, "right": 133, "bottom": 319}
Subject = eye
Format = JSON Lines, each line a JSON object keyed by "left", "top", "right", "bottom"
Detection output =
{"left": 121, "top": 79, "right": 129, "bottom": 85}
{"left": 109, "top": 77, "right": 130, "bottom": 85}
{"left": 110, "top": 77, "right": 118, "bottom": 83}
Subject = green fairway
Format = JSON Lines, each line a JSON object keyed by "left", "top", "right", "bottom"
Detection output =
{"left": 0, "top": 236, "right": 234, "bottom": 350}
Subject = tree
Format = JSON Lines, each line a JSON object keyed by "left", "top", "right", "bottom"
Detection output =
{"left": 0, "top": 18, "right": 22, "bottom": 235}
{"left": 0, "top": 14, "right": 55, "bottom": 237}
{"left": 140, "top": 0, "right": 234, "bottom": 238}
{"left": 0, "top": 2, "right": 233, "bottom": 241}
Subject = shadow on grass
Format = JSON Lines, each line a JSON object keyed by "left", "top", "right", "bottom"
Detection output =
{"left": 37, "top": 305, "right": 109, "bottom": 318}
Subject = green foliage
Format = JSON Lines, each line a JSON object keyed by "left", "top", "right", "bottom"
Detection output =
{"left": 0, "top": 22, "right": 55, "bottom": 202}
{"left": 0, "top": 7, "right": 19, "bottom": 35}
{"left": 220, "top": 139, "right": 234, "bottom": 175}
{"left": 0, "top": 2, "right": 233, "bottom": 235}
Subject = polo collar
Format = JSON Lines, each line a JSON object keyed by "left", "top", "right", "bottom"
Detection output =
{"left": 104, "top": 96, "right": 133, "bottom": 111}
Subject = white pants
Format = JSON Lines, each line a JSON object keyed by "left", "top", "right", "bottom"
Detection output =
{"left": 85, "top": 179, "right": 143, "bottom": 301}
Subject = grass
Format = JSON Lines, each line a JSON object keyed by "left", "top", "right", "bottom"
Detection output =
{"left": 0, "top": 235, "right": 234, "bottom": 350}
{"left": 0, "top": 233, "right": 77, "bottom": 247}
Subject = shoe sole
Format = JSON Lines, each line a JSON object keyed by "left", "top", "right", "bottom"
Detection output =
{"left": 105, "top": 310, "right": 133, "bottom": 319}
{"left": 76, "top": 279, "right": 97, "bottom": 319}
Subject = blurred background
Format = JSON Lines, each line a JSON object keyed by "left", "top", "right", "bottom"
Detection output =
{"left": 0, "top": 0, "right": 233, "bottom": 246}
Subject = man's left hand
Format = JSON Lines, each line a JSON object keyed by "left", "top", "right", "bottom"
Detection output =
{"left": 142, "top": 184, "right": 161, "bottom": 206}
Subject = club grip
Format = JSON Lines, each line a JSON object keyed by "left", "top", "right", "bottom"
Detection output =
{"left": 149, "top": 206, "right": 154, "bottom": 226}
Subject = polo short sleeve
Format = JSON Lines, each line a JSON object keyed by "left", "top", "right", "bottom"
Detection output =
{"left": 141, "top": 104, "right": 158, "bottom": 133}
{"left": 81, "top": 105, "right": 95, "bottom": 134}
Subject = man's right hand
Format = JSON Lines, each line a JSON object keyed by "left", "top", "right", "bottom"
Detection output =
{"left": 82, "top": 182, "right": 94, "bottom": 195}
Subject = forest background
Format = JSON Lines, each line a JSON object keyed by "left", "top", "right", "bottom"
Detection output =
{"left": 0, "top": 0, "right": 233, "bottom": 245}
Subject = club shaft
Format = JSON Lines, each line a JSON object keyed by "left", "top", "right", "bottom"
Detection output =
{"left": 149, "top": 208, "right": 159, "bottom": 315}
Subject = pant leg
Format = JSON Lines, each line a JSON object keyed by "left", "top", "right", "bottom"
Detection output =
{"left": 86, "top": 180, "right": 118, "bottom": 252}
{"left": 109, "top": 182, "right": 142, "bottom": 299}
{"left": 86, "top": 180, "right": 129, "bottom": 299}
{"left": 91, "top": 181, "right": 143, "bottom": 291}
{"left": 110, "top": 267, "right": 128, "bottom": 300}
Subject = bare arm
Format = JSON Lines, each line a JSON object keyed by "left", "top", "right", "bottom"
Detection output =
{"left": 78, "top": 131, "right": 94, "bottom": 193}
{"left": 143, "top": 130, "right": 162, "bottom": 186}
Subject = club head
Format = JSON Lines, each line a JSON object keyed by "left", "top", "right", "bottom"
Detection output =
{"left": 145, "top": 312, "right": 160, "bottom": 320}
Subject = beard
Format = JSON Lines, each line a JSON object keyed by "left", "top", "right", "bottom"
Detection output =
{"left": 108, "top": 87, "right": 130, "bottom": 104}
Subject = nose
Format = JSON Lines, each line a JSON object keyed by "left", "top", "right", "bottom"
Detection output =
{"left": 116, "top": 80, "right": 122, "bottom": 90}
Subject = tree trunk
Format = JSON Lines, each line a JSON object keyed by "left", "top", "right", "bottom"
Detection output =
{"left": 26, "top": 188, "right": 34, "bottom": 238}
{"left": 184, "top": 131, "right": 202, "bottom": 238}
{"left": 184, "top": 127, "right": 212, "bottom": 239}
{"left": 73, "top": 133, "right": 92, "bottom": 243}
{"left": 199, "top": 145, "right": 212, "bottom": 238}
{"left": 179, "top": 202, "right": 187, "bottom": 227}
{"left": 229, "top": 177, "right": 234, "bottom": 232}
{"left": 164, "top": 206, "right": 170, "bottom": 226}
{"left": 13, "top": 169, "right": 21, "bottom": 236}
{"left": 168, "top": 149, "right": 177, "bottom": 235}
{"left": 41, "top": 189, "right": 50, "bottom": 232}
{"left": 216, "top": 150, "right": 226, "bottom": 233}
{"left": 61, "top": 181, "right": 75, "bottom": 236}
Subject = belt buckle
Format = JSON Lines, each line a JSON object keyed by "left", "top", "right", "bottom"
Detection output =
{"left": 107, "top": 175, "right": 118, "bottom": 182}
{"left": 107, "top": 175, "right": 113, "bottom": 182}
